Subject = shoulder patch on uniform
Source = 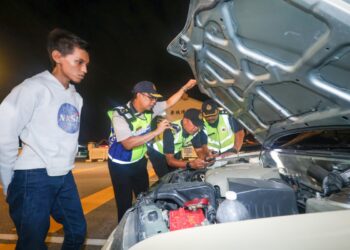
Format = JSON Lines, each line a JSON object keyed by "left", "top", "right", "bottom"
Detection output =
{"left": 114, "top": 106, "right": 127, "bottom": 114}
{"left": 171, "top": 123, "right": 181, "bottom": 134}
{"left": 125, "top": 113, "right": 133, "bottom": 119}
{"left": 113, "top": 105, "right": 136, "bottom": 130}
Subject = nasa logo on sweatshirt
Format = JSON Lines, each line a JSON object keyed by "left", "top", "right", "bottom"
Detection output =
{"left": 57, "top": 103, "right": 80, "bottom": 133}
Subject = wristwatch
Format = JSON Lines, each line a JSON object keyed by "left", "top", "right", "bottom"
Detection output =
{"left": 186, "top": 161, "right": 192, "bottom": 170}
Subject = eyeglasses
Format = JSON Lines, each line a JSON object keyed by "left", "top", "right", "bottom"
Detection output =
{"left": 141, "top": 93, "right": 158, "bottom": 101}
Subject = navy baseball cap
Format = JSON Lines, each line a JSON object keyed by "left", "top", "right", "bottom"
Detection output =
{"left": 132, "top": 81, "right": 162, "bottom": 98}
{"left": 202, "top": 99, "right": 219, "bottom": 117}
{"left": 184, "top": 108, "right": 204, "bottom": 127}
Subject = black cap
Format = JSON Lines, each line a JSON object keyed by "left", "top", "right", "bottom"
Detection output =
{"left": 184, "top": 108, "right": 203, "bottom": 127}
{"left": 202, "top": 99, "right": 219, "bottom": 117}
{"left": 132, "top": 81, "right": 162, "bottom": 98}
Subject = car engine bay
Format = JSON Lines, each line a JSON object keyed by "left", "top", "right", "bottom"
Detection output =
{"left": 109, "top": 150, "right": 350, "bottom": 250}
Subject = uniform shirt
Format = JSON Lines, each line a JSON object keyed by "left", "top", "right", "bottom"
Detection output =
{"left": 163, "top": 123, "right": 203, "bottom": 155}
{"left": 200, "top": 115, "right": 242, "bottom": 145}
{"left": 112, "top": 101, "right": 166, "bottom": 142}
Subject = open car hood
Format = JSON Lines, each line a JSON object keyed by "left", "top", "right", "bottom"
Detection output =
{"left": 168, "top": 0, "right": 350, "bottom": 145}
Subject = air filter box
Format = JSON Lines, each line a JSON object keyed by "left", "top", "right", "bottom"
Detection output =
{"left": 228, "top": 178, "right": 298, "bottom": 218}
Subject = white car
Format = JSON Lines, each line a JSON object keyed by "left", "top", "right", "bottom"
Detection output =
{"left": 103, "top": 0, "right": 350, "bottom": 249}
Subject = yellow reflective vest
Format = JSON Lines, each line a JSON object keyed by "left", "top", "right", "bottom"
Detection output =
{"left": 153, "top": 120, "right": 196, "bottom": 154}
{"left": 204, "top": 113, "right": 235, "bottom": 153}
{"left": 108, "top": 106, "right": 152, "bottom": 164}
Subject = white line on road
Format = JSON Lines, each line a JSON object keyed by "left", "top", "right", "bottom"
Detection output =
{"left": 0, "top": 234, "right": 107, "bottom": 246}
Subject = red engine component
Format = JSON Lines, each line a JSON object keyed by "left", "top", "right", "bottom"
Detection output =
{"left": 169, "top": 208, "right": 205, "bottom": 231}
{"left": 169, "top": 198, "right": 209, "bottom": 231}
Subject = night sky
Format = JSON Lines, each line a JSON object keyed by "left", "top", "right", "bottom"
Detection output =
{"left": 0, "top": 0, "right": 207, "bottom": 144}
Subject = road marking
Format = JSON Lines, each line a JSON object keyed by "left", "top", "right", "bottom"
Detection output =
{"left": 46, "top": 236, "right": 107, "bottom": 245}
{"left": 49, "top": 186, "right": 115, "bottom": 233}
{"left": 80, "top": 186, "right": 115, "bottom": 214}
{"left": 148, "top": 166, "right": 156, "bottom": 177}
{"left": 0, "top": 234, "right": 106, "bottom": 246}
{"left": 0, "top": 234, "right": 17, "bottom": 240}
{"left": 72, "top": 165, "right": 106, "bottom": 174}
{"left": 0, "top": 244, "right": 15, "bottom": 250}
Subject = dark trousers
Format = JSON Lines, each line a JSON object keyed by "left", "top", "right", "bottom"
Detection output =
{"left": 108, "top": 157, "right": 149, "bottom": 222}
{"left": 147, "top": 146, "right": 170, "bottom": 178}
{"left": 147, "top": 146, "right": 181, "bottom": 178}
{"left": 6, "top": 169, "right": 86, "bottom": 250}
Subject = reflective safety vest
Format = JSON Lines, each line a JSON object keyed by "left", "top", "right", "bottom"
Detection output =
{"left": 204, "top": 113, "right": 235, "bottom": 153}
{"left": 108, "top": 105, "right": 152, "bottom": 164}
{"left": 153, "top": 120, "right": 196, "bottom": 155}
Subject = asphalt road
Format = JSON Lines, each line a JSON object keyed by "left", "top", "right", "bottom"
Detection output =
{"left": 0, "top": 160, "right": 158, "bottom": 250}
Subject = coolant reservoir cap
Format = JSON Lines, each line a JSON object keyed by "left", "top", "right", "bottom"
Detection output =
{"left": 225, "top": 191, "right": 237, "bottom": 200}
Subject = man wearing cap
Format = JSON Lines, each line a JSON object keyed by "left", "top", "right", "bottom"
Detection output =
{"left": 200, "top": 99, "right": 244, "bottom": 157}
{"left": 148, "top": 108, "right": 209, "bottom": 178}
{"left": 108, "top": 79, "right": 196, "bottom": 222}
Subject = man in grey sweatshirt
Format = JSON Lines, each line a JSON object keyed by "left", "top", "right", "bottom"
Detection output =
{"left": 0, "top": 28, "right": 89, "bottom": 250}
